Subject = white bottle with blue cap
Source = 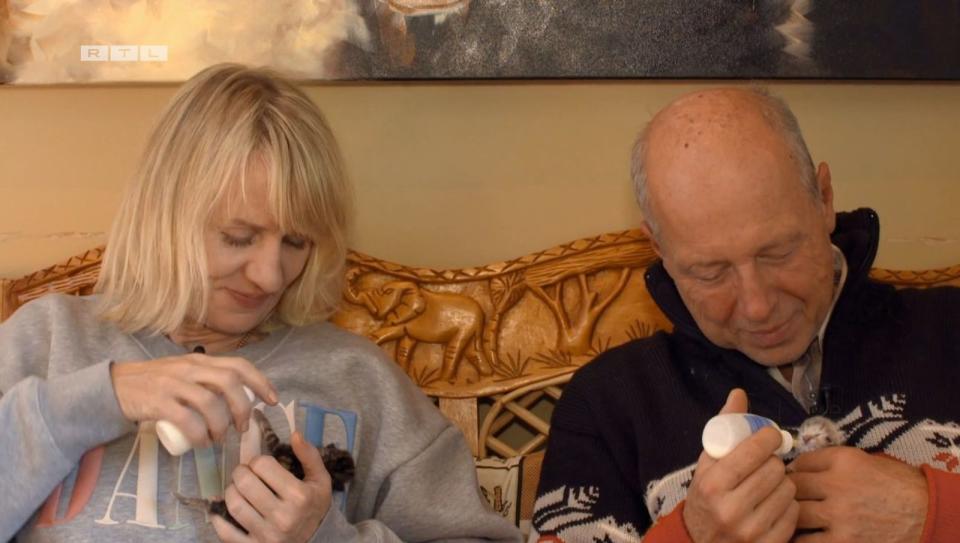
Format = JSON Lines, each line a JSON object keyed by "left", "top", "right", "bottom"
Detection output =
{"left": 702, "top": 413, "right": 793, "bottom": 459}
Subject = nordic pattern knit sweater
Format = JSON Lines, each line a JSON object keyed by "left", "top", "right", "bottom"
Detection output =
{"left": 531, "top": 208, "right": 960, "bottom": 542}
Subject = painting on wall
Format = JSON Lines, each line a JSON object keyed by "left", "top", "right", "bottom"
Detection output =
{"left": 1, "top": 0, "right": 958, "bottom": 85}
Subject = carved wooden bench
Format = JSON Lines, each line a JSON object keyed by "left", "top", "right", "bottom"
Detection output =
{"left": 4, "top": 230, "right": 960, "bottom": 530}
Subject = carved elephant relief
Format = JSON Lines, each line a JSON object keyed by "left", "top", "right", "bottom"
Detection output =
{"left": 344, "top": 274, "right": 494, "bottom": 383}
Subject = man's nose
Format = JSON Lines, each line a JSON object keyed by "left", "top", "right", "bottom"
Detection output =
{"left": 736, "top": 265, "right": 777, "bottom": 323}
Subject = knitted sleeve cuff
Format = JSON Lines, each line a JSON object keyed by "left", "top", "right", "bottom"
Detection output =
{"left": 644, "top": 501, "right": 695, "bottom": 543}
{"left": 919, "top": 464, "right": 960, "bottom": 543}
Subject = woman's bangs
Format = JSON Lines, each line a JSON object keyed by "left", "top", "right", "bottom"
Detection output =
{"left": 268, "top": 145, "right": 330, "bottom": 245}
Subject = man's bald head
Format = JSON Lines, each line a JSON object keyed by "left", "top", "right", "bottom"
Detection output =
{"left": 631, "top": 88, "right": 818, "bottom": 239}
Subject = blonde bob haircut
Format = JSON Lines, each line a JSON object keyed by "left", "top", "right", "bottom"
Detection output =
{"left": 96, "top": 63, "right": 351, "bottom": 334}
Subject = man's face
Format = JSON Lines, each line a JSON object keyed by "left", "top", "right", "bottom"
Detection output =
{"left": 645, "top": 93, "right": 837, "bottom": 366}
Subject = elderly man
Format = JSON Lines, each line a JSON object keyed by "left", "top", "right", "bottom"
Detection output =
{"left": 530, "top": 88, "right": 960, "bottom": 543}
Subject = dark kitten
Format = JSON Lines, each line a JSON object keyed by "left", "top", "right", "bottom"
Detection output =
{"left": 176, "top": 409, "right": 355, "bottom": 533}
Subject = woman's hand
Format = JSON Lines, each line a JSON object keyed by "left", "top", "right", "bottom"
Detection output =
{"left": 110, "top": 352, "right": 278, "bottom": 447}
{"left": 213, "top": 431, "right": 334, "bottom": 543}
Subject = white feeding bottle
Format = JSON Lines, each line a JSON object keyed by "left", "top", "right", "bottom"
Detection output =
{"left": 702, "top": 413, "right": 793, "bottom": 459}
{"left": 156, "top": 385, "right": 256, "bottom": 456}
{"left": 156, "top": 344, "right": 257, "bottom": 456}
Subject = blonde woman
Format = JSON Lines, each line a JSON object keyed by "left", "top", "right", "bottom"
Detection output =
{"left": 0, "top": 64, "right": 520, "bottom": 543}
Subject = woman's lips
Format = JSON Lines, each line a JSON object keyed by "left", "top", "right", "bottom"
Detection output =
{"left": 227, "top": 288, "right": 269, "bottom": 310}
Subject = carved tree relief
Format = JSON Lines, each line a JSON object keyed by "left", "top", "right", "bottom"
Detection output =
{"left": 523, "top": 244, "right": 647, "bottom": 356}
{"left": 485, "top": 271, "right": 527, "bottom": 376}
{"left": 526, "top": 268, "right": 630, "bottom": 356}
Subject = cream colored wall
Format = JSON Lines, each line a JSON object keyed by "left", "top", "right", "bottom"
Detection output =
{"left": 1, "top": 81, "right": 959, "bottom": 279}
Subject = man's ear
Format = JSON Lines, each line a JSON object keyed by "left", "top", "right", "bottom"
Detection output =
{"left": 816, "top": 162, "right": 835, "bottom": 233}
{"left": 639, "top": 220, "right": 663, "bottom": 258}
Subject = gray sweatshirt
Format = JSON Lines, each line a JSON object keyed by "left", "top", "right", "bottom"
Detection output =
{"left": 0, "top": 294, "right": 521, "bottom": 542}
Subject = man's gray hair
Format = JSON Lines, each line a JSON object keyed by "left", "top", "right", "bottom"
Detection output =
{"left": 630, "top": 88, "right": 819, "bottom": 239}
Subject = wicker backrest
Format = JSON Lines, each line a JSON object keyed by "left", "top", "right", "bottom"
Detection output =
{"left": 4, "top": 232, "right": 960, "bottom": 459}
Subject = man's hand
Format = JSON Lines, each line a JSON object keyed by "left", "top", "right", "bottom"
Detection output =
{"left": 683, "top": 389, "right": 799, "bottom": 543}
{"left": 788, "top": 447, "right": 928, "bottom": 542}
{"left": 213, "top": 431, "right": 334, "bottom": 543}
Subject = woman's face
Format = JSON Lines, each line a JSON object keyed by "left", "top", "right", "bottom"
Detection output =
{"left": 202, "top": 159, "right": 311, "bottom": 334}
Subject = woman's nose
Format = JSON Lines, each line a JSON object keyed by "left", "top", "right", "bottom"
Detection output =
{"left": 246, "top": 241, "right": 284, "bottom": 294}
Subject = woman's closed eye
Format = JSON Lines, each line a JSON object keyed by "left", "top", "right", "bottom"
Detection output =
{"left": 221, "top": 231, "right": 254, "bottom": 248}
{"left": 282, "top": 235, "right": 309, "bottom": 250}
{"left": 220, "top": 231, "right": 309, "bottom": 250}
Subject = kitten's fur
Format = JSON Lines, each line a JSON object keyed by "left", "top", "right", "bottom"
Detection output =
{"left": 794, "top": 415, "right": 845, "bottom": 454}
{"left": 176, "top": 409, "right": 355, "bottom": 533}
